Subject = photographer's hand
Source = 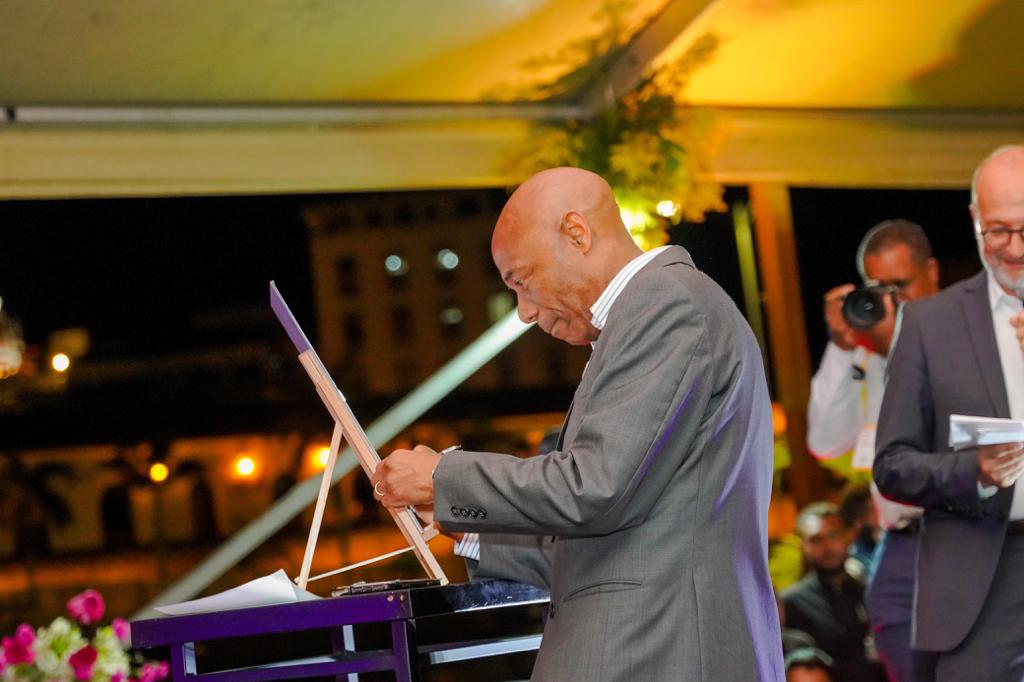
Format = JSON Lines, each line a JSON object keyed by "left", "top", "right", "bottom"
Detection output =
{"left": 824, "top": 284, "right": 858, "bottom": 351}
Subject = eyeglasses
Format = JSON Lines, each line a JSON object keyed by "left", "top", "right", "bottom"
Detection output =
{"left": 975, "top": 217, "right": 1024, "bottom": 249}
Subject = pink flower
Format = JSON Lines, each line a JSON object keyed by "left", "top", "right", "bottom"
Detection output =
{"left": 0, "top": 647, "right": 7, "bottom": 673}
{"left": 67, "top": 589, "right": 105, "bottom": 625}
{"left": 111, "top": 672, "right": 128, "bottom": 682}
{"left": 112, "top": 617, "right": 131, "bottom": 642}
{"left": 2, "top": 624, "right": 35, "bottom": 666}
{"left": 138, "top": 660, "right": 170, "bottom": 682}
{"left": 69, "top": 645, "right": 98, "bottom": 681}
{"left": 14, "top": 624, "right": 34, "bottom": 647}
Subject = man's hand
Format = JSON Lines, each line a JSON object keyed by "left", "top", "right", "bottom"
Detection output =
{"left": 371, "top": 445, "right": 441, "bottom": 508}
{"left": 824, "top": 284, "right": 858, "bottom": 351}
{"left": 978, "top": 442, "right": 1024, "bottom": 488}
{"left": 1011, "top": 310, "right": 1024, "bottom": 352}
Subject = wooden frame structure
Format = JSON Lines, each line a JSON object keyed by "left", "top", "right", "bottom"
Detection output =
{"left": 269, "top": 281, "right": 448, "bottom": 590}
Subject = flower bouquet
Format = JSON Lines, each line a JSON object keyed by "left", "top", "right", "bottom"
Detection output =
{"left": 0, "top": 589, "right": 168, "bottom": 682}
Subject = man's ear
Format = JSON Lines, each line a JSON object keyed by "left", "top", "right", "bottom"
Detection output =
{"left": 560, "top": 210, "right": 592, "bottom": 252}
{"left": 926, "top": 257, "right": 940, "bottom": 289}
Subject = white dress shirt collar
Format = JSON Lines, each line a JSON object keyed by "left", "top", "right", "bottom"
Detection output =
{"left": 589, "top": 246, "right": 671, "bottom": 332}
{"left": 987, "top": 269, "right": 1023, "bottom": 313}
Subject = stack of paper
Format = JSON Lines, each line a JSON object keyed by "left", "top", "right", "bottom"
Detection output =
{"left": 154, "top": 569, "right": 320, "bottom": 616}
{"left": 949, "top": 414, "right": 1024, "bottom": 450}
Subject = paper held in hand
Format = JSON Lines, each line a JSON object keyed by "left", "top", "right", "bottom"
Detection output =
{"left": 949, "top": 414, "right": 1024, "bottom": 450}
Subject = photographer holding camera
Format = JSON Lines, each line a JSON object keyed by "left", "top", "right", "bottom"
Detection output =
{"left": 807, "top": 219, "right": 940, "bottom": 682}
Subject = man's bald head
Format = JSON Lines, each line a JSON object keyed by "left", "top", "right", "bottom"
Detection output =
{"left": 971, "top": 145, "right": 1024, "bottom": 208}
{"left": 490, "top": 167, "right": 644, "bottom": 345}
{"left": 493, "top": 167, "right": 626, "bottom": 254}
{"left": 970, "top": 145, "right": 1024, "bottom": 297}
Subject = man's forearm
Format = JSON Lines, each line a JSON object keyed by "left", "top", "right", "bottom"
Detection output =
{"left": 807, "top": 342, "right": 862, "bottom": 458}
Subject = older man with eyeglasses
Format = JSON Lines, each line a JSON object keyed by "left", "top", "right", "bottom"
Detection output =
{"left": 874, "top": 145, "right": 1024, "bottom": 681}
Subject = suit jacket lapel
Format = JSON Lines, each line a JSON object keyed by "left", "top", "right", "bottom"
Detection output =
{"left": 555, "top": 247, "right": 696, "bottom": 452}
{"left": 960, "top": 271, "right": 1010, "bottom": 419}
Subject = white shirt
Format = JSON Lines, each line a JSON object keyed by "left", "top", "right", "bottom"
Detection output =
{"left": 454, "top": 246, "right": 673, "bottom": 560}
{"left": 807, "top": 343, "right": 885, "bottom": 459}
{"left": 589, "top": 246, "right": 672, "bottom": 332}
{"left": 978, "top": 272, "right": 1024, "bottom": 518}
{"left": 807, "top": 340, "right": 922, "bottom": 529}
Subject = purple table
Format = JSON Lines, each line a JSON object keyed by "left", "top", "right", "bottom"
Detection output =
{"left": 131, "top": 580, "right": 548, "bottom": 682}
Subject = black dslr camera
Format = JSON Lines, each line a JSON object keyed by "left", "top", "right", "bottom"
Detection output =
{"left": 841, "top": 282, "right": 898, "bottom": 331}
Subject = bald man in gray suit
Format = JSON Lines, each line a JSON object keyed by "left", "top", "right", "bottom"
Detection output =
{"left": 374, "top": 168, "right": 784, "bottom": 681}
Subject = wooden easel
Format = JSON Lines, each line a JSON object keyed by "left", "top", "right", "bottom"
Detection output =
{"left": 270, "top": 281, "right": 447, "bottom": 591}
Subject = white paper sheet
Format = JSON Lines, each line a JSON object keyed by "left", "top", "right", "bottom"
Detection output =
{"left": 154, "top": 569, "right": 320, "bottom": 616}
{"left": 949, "top": 414, "right": 1024, "bottom": 450}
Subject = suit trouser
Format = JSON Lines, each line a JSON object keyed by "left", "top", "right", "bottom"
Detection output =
{"left": 868, "top": 531, "right": 919, "bottom": 681}
{"left": 932, "top": 534, "right": 1024, "bottom": 682}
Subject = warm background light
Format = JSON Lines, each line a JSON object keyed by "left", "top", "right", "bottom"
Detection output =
{"left": 772, "top": 402, "right": 788, "bottom": 437}
{"left": 619, "top": 208, "right": 648, "bottom": 232}
{"left": 656, "top": 200, "right": 678, "bottom": 218}
{"left": 313, "top": 446, "right": 331, "bottom": 469}
{"left": 51, "top": 352, "right": 70, "bottom": 372}
{"left": 234, "top": 455, "right": 256, "bottom": 478}
{"left": 148, "top": 462, "right": 169, "bottom": 483}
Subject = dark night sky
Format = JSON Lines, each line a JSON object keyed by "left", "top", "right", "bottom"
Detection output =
{"left": 0, "top": 194, "right": 316, "bottom": 357}
{"left": 0, "top": 186, "right": 982, "bottom": 368}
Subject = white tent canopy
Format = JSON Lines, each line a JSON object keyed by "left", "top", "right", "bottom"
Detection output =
{"left": 2, "top": 0, "right": 1023, "bottom": 198}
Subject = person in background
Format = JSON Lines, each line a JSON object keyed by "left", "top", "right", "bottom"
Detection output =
{"left": 806, "top": 219, "right": 940, "bottom": 681}
{"left": 781, "top": 502, "right": 886, "bottom": 682}
{"left": 838, "top": 483, "right": 879, "bottom": 574}
{"left": 874, "top": 145, "right": 1024, "bottom": 681}
{"left": 786, "top": 648, "right": 838, "bottom": 682}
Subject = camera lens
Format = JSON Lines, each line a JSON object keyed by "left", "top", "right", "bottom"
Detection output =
{"left": 842, "top": 286, "right": 886, "bottom": 331}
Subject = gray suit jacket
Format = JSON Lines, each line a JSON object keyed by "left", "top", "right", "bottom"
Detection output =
{"left": 434, "top": 247, "right": 784, "bottom": 681}
{"left": 874, "top": 271, "right": 1013, "bottom": 652}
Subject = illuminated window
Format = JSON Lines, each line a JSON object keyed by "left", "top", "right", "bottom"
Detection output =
{"left": 435, "top": 249, "right": 460, "bottom": 271}
{"left": 434, "top": 248, "right": 459, "bottom": 287}
{"left": 439, "top": 305, "right": 464, "bottom": 339}
{"left": 384, "top": 254, "right": 409, "bottom": 276}
{"left": 385, "top": 253, "right": 410, "bottom": 291}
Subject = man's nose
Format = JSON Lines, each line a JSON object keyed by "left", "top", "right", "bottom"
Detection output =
{"left": 517, "top": 298, "right": 538, "bottom": 324}
{"left": 1005, "top": 230, "right": 1024, "bottom": 256}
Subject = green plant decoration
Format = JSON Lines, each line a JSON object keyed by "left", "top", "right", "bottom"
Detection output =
{"left": 500, "top": 1, "right": 726, "bottom": 250}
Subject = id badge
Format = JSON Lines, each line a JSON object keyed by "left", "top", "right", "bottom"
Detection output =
{"left": 852, "top": 423, "right": 877, "bottom": 471}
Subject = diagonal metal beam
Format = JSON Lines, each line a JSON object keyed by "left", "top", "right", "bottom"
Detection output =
{"left": 579, "top": 0, "right": 717, "bottom": 114}
{"left": 5, "top": 102, "right": 585, "bottom": 127}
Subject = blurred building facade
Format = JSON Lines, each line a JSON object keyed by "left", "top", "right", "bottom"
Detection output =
{"left": 304, "top": 189, "right": 588, "bottom": 395}
{"left": 0, "top": 188, "right": 586, "bottom": 629}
